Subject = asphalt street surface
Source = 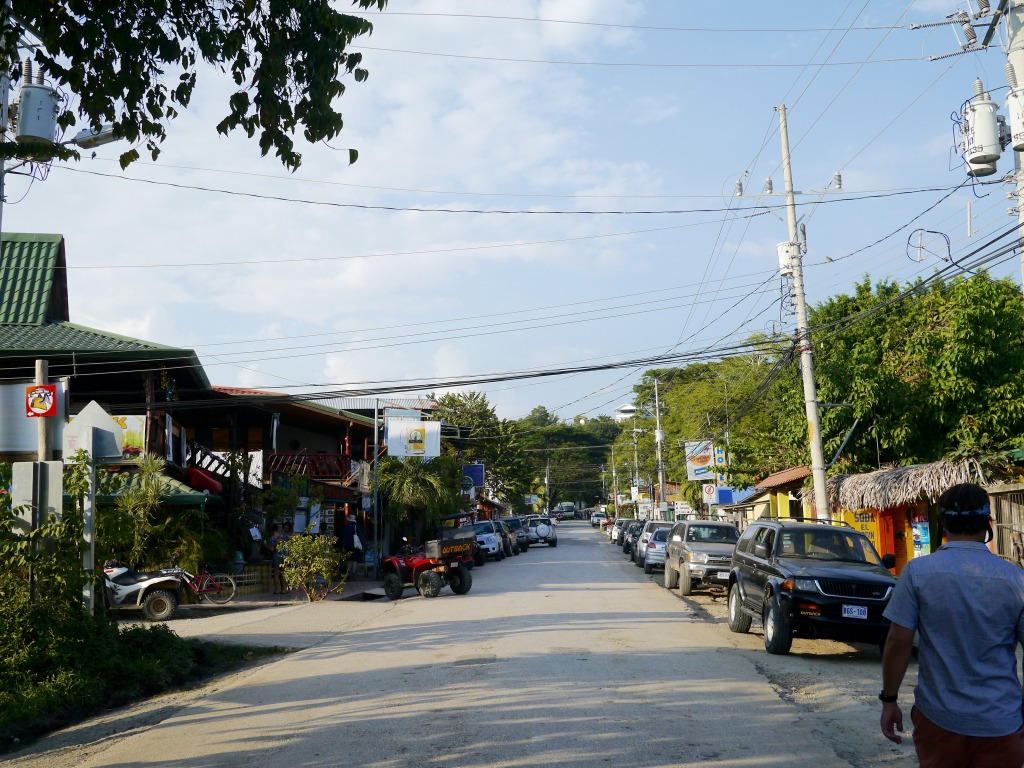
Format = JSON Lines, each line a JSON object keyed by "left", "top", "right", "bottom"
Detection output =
{"left": 6, "top": 521, "right": 917, "bottom": 767}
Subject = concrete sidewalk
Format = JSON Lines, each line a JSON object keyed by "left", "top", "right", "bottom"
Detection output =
{"left": 182, "top": 574, "right": 386, "bottom": 614}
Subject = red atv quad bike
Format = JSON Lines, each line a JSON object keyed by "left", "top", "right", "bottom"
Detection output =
{"left": 381, "top": 535, "right": 475, "bottom": 600}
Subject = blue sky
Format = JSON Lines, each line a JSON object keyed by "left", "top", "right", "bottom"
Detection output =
{"left": 7, "top": 0, "right": 1020, "bottom": 420}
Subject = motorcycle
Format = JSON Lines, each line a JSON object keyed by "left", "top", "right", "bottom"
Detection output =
{"left": 102, "top": 560, "right": 182, "bottom": 621}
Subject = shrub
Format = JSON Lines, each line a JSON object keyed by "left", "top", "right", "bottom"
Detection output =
{"left": 281, "top": 533, "right": 346, "bottom": 602}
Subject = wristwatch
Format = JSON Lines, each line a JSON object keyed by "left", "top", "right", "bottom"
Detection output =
{"left": 878, "top": 690, "right": 898, "bottom": 703}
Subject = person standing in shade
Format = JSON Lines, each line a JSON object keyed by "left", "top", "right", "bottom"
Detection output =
{"left": 269, "top": 521, "right": 293, "bottom": 594}
{"left": 880, "top": 482, "right": 1024, "bottom": 767}
{"left": 340, "top": 513, "right": 362, "bottom": 578}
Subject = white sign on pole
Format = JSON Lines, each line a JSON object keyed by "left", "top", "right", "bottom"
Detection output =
{"left": 385, "top": 418, "right": 441, "bottom": 458}
{"left": 702, "top": 483, "right": 717, "bottom": 504}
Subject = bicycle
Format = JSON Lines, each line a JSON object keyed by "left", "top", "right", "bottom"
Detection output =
{"left": 166, "top": 564, "right": 237, "bottom": 604}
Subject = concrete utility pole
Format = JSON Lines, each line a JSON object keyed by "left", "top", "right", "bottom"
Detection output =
{"left": 372, "top": 399, "right": 380, "bottom": 578}
{"left": 653, "top": 378, "right": 666, "bottom": 520}
{"left": 35, "top": 359, "right": 49, "bottom": 460}
{"left": 631, "top": 418, "right": 641, "bottom": 493}
{"left": 1005, "top": 3, "right": 1024, "bottom": 293}
{"left": 777, "top": 104, "right": 830, "bottom": 520}
{"left": 544, "top": 458, "right": 550, "bottom": 514}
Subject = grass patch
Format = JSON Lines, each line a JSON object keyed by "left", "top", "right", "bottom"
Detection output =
{"left": 0, "top": 621, "right": 284, "bottom": 753}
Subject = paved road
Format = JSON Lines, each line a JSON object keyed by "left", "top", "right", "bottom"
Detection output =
{"left": 7, "top": 521, "right": 916, "bottom": 767}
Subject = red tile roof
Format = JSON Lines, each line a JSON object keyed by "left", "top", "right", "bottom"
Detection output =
{"left": 755, "top": 465, "right": 811, "bottom": 491}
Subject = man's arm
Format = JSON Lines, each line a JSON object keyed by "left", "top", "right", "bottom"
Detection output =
{"left": 880, "top": 623, "right": 915, "bottom": 744}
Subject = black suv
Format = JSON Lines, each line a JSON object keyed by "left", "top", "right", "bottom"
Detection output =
{"left": 727, "top": 519, "right": 897, "bottom": 655}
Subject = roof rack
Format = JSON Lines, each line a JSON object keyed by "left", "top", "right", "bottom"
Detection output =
{"left": 755, "top": 515, "right": 854, "bottom": 529}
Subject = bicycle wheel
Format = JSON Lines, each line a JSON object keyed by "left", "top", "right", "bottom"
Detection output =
{"left": 204, "top": 573, "right": 236, "bottom": 604}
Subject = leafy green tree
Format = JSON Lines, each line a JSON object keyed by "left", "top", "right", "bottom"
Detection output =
{"left": 434, "top": 391, "right": 533, "bottom": 507}
{"left": 4, "top": 0, "right": 386, "bottom": 168}
{"left": 521, "top": 406, "right": 560, "bottom": 428}
{"left": 515, "top": 416, "right": 611, "bottom": 510}
{"left": 806, "top": 273, "right": 1024, "bottom": 470}
{"left": 660, "top": 273, "right": 1024, "bottom": 484}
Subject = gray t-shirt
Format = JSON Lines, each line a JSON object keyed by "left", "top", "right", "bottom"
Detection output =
{"left": 884, "top": 541, "right": 1024, "bottom": 737}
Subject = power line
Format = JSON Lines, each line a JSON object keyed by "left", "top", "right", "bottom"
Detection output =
{"left": 352, "top": 44, "right": 923, "bottom": 68}
{"left": 361, "top": 10, "right": 905, "bottom": 34}
{"left": 52, "top": 166, "right": 971, "bottom": 217}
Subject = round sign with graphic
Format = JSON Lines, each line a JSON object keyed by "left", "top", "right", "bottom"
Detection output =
{"left": 25, "top": 384, "right": 57, "bottom": 417}
{"left": 702, "top": 483, "right": 717, "bottom": 503}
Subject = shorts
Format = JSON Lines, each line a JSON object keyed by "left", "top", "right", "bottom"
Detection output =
{"left": 912, "top": 705, "right": 1024, "bottom": 768}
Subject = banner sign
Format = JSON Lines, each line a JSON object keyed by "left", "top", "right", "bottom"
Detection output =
{"left": 385, "top": 418, "right": 441, "bottom": 458}
{"left": 109, "top": 415, "right": 146, "bottom": 459}
{"left": 685, "top": 441, "right": 715, "bottom": 481}
{"left": 357, "top": 460, "right": 371, "bottom": 493}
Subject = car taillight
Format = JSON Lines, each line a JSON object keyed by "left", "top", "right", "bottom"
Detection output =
{"left": 647, "top": 541, "right": 656, "bottom": 549}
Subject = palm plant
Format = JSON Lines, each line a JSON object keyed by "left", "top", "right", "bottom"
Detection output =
{"left": 375, "top": 457, "right": 459, "bottom": 540}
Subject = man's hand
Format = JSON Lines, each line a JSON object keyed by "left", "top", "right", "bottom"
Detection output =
{"left": 881, "top": 702, "right": 904, "bottom": 744}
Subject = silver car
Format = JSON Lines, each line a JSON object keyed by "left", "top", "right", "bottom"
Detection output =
{"left": 663, "top": 520, "right": 740, "bottom": 594}
{"left": 634, "top": 520, "right": 673, "bottom": 567}
{"left": 527, "top": 516, "right": 558, "bottom": 547}
{"left": 641, "top": 527, "right": 668, "bottom": 574}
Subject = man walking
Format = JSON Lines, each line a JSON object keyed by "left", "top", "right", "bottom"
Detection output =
{"left": 880, "top": 482, "right": 1024, "bottom": 766}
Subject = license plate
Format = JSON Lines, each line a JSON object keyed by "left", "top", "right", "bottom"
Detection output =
{"left": 715, "top": 572, "right": 730, "bottom": 580}
{"left": 842, "top": 604, "right": 868, "bottom": 620}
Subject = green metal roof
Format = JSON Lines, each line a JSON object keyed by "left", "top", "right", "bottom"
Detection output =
{"left": 0, "top": 321, "right": 183, "bottom": 354}
{"left": 97, "top": 471, "right": 212, "bottom": 506}
{"left": 62, "top": 472, "right": 212, "bottom": 507}
{"left": 0, "top": 233, "right": 68, "bottom": 325}
{"left": 0, "top": 321, "right": 211, "bottom": 389}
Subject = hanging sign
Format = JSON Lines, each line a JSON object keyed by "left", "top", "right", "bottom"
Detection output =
{"left": 686, "top": 441, "right": 715, "bottom": 481}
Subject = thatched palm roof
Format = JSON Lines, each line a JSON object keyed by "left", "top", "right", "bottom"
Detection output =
{"left": 827, "top": 458, "right": 989, "bottom": 512}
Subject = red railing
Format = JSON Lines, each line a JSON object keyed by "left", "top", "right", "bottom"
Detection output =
{"left": 264, "top": 453, "right": 354, "bottom": 482}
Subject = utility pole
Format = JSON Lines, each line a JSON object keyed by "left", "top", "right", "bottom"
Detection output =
{"left": 778, "top": 104, "right": 830, "bottom": 520}
{"left": 544, "top": 458, "right": 550, "bottom": 514}
{"left": 653, "top": 378, "right": 666, "bottom": 520}
{"left": 35, "top": 359, "right": 49, "bottom": 460}
{"left": 611, "top": 444, "right": 618, "bottom": 516}
{"left": 372, "top": 398, "right": 380, "bottom": 579}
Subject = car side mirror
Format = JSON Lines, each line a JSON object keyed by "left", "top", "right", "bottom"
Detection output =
{"left": 753, "top": 542, "right": 769, "bottom": 558}
{"left": 882, "top": 553, "right": 897, "bottom": 569}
